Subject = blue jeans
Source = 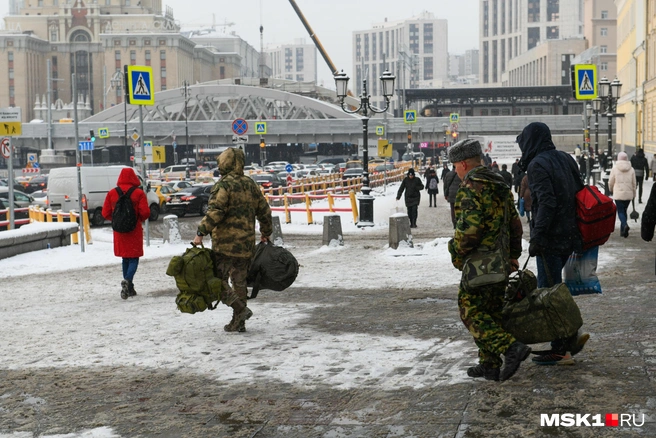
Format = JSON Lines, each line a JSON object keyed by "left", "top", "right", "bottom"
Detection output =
{"left": 615, "top": 199, "right": 630, "bottom": 233}
{"left": 122, "top": 258, "right": 140, "bottom": 282}
{"left": 535, "top": 253, "right": 570, "bottom": 288}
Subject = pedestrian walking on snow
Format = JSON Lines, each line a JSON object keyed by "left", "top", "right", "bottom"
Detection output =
{"left": 396, "top": 168, "right": 424, "bottom": 228}
{"left": 193, "top": 148, "right": 273, "bottom": 333}
{"left": 101, "top": 168, "right": 151, "bottom": 300}
{"left": 609, "top": 152, "right": 637, "bottom": 238}
{"left": 426, "top": 168, "right": 439, "bottom": 207}
{"left": 447, "top": 139, "right": 529, "bottom": 382}
{"left": 631, "top": 149, "right": 650, "bottom": 203}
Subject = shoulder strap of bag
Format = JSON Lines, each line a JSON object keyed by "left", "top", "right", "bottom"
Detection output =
{"left": 125, "top": 186, "right": 137, "bottom": 198}
{"left": 115, "top": 186, "right": 123, "bottom": 197}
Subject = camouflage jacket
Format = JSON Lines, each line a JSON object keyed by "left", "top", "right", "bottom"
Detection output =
{"left": 197, "top": 148, "right": 273, "bottom": 258}
{"left": 448, "top": 165, "right": 523, "bottom": 271}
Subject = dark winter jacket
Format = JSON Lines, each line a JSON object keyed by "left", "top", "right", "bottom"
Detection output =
{"left": 499, "top": 169, "right": 513, "bottom": 187}
{"left": 102, "top": 168, "right": 151, "bottom": 258}
{"left": 443, "top": 169, "right": 462, "bottom": 204}
{"left": 517, "top": 122, "right": 583, "bottom": 255}
{"left": 641, "top": 184, "right": 656, "bottom": 241}
{"left": 441, "top": 165, "right": 450, "bottom": 180}
{"left": 426, "top": 173, "right": 440, "bottom": 194}
{"left": 511, "top": 161, "right": 520, "bottom": 182}
{"left": 397, "top": 174, "right": 425, "bottom": 207}
{"left": 631, "top": 149, "right": 650, "bottom": 180}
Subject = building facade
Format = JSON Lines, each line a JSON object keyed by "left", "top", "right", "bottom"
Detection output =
{"left": 265, "top": 39, "right": 318, "bottom": 83}
{"left": 0, "top": 1, "right": 263, "bottom": 122}
{"left": 480, "top": 0, "right": 585, "bottom": 86}
{"left": 352, "top": 12, "right": 448, "bottom": 113}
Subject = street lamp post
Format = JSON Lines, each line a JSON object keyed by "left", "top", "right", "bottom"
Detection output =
{"left": 442, "top": 122, "right": 448, "bottom": 150}
{"left": 334, "top": 69, "right": 396, "bottom": 227}
{"left": 592, "top": 97, "right": 601, "bottom": 157}
{"left": 181, "top": 80, "right": 190, "bottom": 179}
{"left": 109, "top": 71, "right": 125, "bottom": 162}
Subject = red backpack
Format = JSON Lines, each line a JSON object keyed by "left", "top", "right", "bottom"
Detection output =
{"left": 575, "top": 184, "right": 616, "bottom": 250}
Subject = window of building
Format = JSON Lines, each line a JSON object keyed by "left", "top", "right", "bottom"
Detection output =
{"left": 126, "top": 0, "right": 131, "bottom": 5}
{"left": 547, "top": 26, "right": 559, "bottom": 39}
{"left": 528, "top": 0, "right": 540, "bottom": 23}
{"left": 364, "top": 34, "right": 369, "bottom": 61}
{"left": 115, "top": 50, "right": 120, "bottom": 60}
{"left": 601, "top": 28, "right": 608, "bottom": 36}
{"left": 524, "top": 108, "right": 532, "bottom": 115}
{"left": 144, "top": 39, "right": 151, "bottom": 46}
{"left": 372, "top": 33, "right": 377, "bottom": 61}
{"left": 483, "top": 0, "right": 489, "bottom": 37}
{"left": 38, "top": 0, "right": 43, "bottom": 6}
{"left": 130, "top": 50, "right": 136, "bottom": 65}
{"left": 160, "top": 67, "right": 166, "bottom": 78}
{"left": 481, "top": 109, "right": 489, "bottom": 116}
{"left": 9, "top": 68, "right": 14, "bottom": 79}
{"left": 424, "top": 23, "right": 433, "bottom": 53}
{"left": 547, "top": 0, "right": 559, "bottom": 21}
{"left": 160, "top": 50, "right": 166, "bottom": 60}
{"left": 601, "top": 45, "right": 608, "bottom": 54}
{"left": 220, "top": 66, "right": 225, "bottom": 79}
{"left": 9, "top": 86, "right": 15, "bottom": 98}
{"left": 502, "top": 108, "right": 510, "bottom": 115}
{"left": 528, "top": 27, "right": 540, "bottom": 50}
{"left": 601, "top": 10, "right": 608, "bottom": 19}
{"left": 296, "top": 74, "right": 304, "bottom": 81}
{"left": 491, "top": 109, "right": 500, "bottom": 116}
{"left": 296, "top": 47, "right": 304, "bottom": 72}
{"left": 409, "top": 24, "right": 419, "bottom": 54}
{"left": 424, "top": 57, "right": 433, "bottom": 80}
{"left": 535, "top": 108, "right": 544, "bottom": 115}
{"left": 601, "top": 62, "right": 608, "bottom": 71}
{"left": 70, "top": 29, "right": 91, "bottom": 43}
{"left": 145, "top": 50, "right": 151, "bottom": 66}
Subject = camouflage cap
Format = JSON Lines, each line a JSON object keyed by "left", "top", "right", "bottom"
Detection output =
{"left": 448, "top": 139, "right": 483, "bottom": 163}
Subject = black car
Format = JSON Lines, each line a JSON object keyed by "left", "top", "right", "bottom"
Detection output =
{"left": 164, "top": 184, "right": 213, "bottom": 217}
{"left": 342, "top": 168, "right": 364, "bottom": 180}
{"left": 22, "top": 175, "right": 48, "bottom": 194}
{"left": 251, "top": 173, "right": 284, "bottom": 189}
{"left": 0, "top": 198, "right": 30, "bottom": 231}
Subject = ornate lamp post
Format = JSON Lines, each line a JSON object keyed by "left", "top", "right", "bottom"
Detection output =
{"left": 180, "top": 80, "right": 191, "bottom": 179}
{"left": 334, "top": 69, "right": 395, "bottom": 227}
{"left": 592, "top": 97, "right": 602, "bottom": 157}
{"left": 442, "top": 123, "right": 448, "bottom": 149}
{"left": 598, "top": 76, "right": 623, "bottom": 165}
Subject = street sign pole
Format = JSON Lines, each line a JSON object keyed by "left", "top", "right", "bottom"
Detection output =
{"left": 72, "top": 73, "right": 85, "bottom": 253}
{"left": 7, "top": 137, "right": 14, "bottom": 229}
{"left": 139, "top": 105, "right": 149, "bottom": 247}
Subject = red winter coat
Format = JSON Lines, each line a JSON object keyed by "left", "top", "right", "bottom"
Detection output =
{"left": 101, "top": 168, "right": 150, "bottom": 258}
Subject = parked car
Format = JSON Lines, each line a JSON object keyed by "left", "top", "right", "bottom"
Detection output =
{"left": 165, "top": 180, "right": 193, "bottom": 191}
{"left": 345, "top": 160, "right": 363, "bottom": 169}
{"left": 373, "top": 163, "right": 395, "bottom": 173}
{"left": 0, "top": 187, "right": 34, "bottom": 208}
{"left": 153, "top": 184, "right": 176, "bottom": 212}
{"left": 22, "top": 175, "right": 48, "bottom": 194}
{"left": 251, "top": 173, "right": 284, "bottom": 189}
{"left": 162, "top": 164, "right": 198, "bottom": 180}
{"left": 342, "top": 168, "right": 364, "bottom": 180}
{"left": 0, "top": 198, "right": 30, "bottom": 231}
{"left": 30, "top": 190, "right": 49, "bottom": 209}
{"left": 164, "top": 184, "right": 213, "bottom": 217}
{"left": 318, "top": 157, "right": 346, "bottom": 166}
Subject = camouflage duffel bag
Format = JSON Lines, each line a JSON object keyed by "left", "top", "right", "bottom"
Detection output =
{"left": 502, "top": 282, "right": 583, "bottom": 345}
{"left": 461, "top": 246, "right": 509, "bottom": 289}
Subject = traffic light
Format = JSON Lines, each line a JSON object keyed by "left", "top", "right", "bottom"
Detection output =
{"left": 260, "top": 139, "right": 266, "bottom": 149}
{"left": 89, "top": 130, "right": 96, "bottom": 142}
{"left": 452, "top": 131, "right": 458, "bottom": 139}
{"left": 407, "top": 129, "right": 412, "bottom": 144}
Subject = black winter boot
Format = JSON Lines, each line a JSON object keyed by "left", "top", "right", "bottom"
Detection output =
{"left": 467, "top": 363, "right": 500, "bottom": 381}
{"left": 500, "top": 341, "right": 531, "bottom": 381}
{"left": 120, "top": 280, "right": 129, "bottom": 300}
{"left": 127, "top": 281, "right": 137, "bottom": 297}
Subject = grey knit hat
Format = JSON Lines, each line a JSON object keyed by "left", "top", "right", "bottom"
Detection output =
{"left": 448, "top": 139, "right": 483, "bottom": 163}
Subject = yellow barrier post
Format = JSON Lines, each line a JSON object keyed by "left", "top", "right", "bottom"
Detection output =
{"left": 38, "top": 207, "right": 45, "bottom": 223}
{"left": 28, "top": 206, "right": 36, "bottom": 222}
{"left": 70, "top": 211, "right": 79, "bottom": 244}
{"left": 284, "top": 194, "right": 291, "bottom": 224}
{"left": 327, "top": 193, "right": 335, "bottom": 212}
{"left": 46, "top": 208, "right": 53, "bottom": 222}
{"left": 349, "top": 191, "right": 359, "bottom": 223}
{"left": 57, "top": 210, "right": 64, "bottom": 222}
{"left": 83, "top": 210, "right": 93, "bottom": 244}
{"left": 305, "top": 192, "right": 313, "bottom": 224}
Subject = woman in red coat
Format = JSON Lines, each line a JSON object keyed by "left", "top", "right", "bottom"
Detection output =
{"left": 102, "top": 168, "right": 150, "bottom": 299}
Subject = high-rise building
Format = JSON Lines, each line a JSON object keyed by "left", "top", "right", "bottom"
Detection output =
{"left": 265, "top": 39, "right": 318, "bottom": 84}
{"left": 464, "top": 49, "right": 480, "bottom": 76}
{"left": 480, "top": 0, "right": 584, "bottom": 86}
{"left": 576, "top": 0, "right": 617, "bottom": 81}
{"left": 352, "top": 12, "right": 448, "bottom": 113}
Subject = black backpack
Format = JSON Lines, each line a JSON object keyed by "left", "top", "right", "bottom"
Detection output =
{"left": 112, "top": 186, "right": 138, "bottom": 233}
{"left": 247, "top": 242, "right": 299, "bottom": 298}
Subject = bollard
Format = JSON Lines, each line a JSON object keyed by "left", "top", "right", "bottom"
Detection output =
{"left": 322, "top": 213, "right": 344, "bottom": 246}
{"left": 389, "top": 213, "right": 413, "bottom": 249}
{"left": 163, "top": 214, "right": 182, "bottom": 244}
{"left": 271, "top": 216, "right": 284, "bottom": 246}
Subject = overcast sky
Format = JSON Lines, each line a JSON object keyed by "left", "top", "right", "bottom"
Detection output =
{"left": 0, "top": 0, "right": 480, "bottom": 87}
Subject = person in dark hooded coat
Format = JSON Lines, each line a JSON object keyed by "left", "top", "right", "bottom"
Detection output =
{"left": 396, "top": 168, "right": 424, "bottom": 228}
{"left": 516, "top": 122, "right": 589, "bottom": 365}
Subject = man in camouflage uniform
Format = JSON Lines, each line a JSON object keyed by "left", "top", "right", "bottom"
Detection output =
{"left": 447, "top": 139, "right": 530, "bottom": 381}
{"left": 194, "top": 148, "right": 273, "bottom": 332}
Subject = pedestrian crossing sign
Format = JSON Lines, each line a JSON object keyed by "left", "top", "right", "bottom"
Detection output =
{"left": 98, "top": 127, "right": 109, "bottom": 139}
{"left": 572, "top": 64, "right": 597, "bottom": 100}
{"left": 255, "top": 122, "right": 267, "bottom": 135}
{"left": 404, "top": 110, "right": 417, "bottom": 124}
{"left": 127, "top": 65, "right": 155, "bottom": 106}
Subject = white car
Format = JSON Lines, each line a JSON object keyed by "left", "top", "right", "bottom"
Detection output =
{"left": 165, "top": 180, "right": 194, "bottom": 191}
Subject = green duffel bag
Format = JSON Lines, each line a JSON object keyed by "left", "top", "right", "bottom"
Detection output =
{"left": 166, "top": 244, "right": 223, "bottom": 314}
{"left": 502, "top": 282, "right": 583, "bottom": 345}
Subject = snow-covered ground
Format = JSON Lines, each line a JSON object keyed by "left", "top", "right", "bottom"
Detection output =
{"left": 1, "top": 177, "right": 651, "bottom": 438}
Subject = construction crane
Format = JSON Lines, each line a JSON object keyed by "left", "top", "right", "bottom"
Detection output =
{"left": 287, "top": 0, "right": 338, "bottom": 76}
{"left": 181, "top": 15, "right": 235, "bottom": 33}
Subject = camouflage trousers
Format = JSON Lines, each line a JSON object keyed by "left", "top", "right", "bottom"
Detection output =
{"left": 214, "top": 254, "right": 251, "bottom": 306}
{"left": 458, "top": 282, "right": 516, "bottom": 368}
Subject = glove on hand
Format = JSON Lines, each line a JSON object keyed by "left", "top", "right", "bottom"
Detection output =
{"left": 528, "top": 241, "right": 544, "bottom": 257}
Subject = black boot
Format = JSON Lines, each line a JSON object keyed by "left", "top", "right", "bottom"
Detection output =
{"left": 500, "top": 341, "right": 531, "bottom": 381}
{"left": 128, "top": 280, "right": 137, "bottom": 297}
{"left": 120, "top": 280, "right": 129, "bottom": 300}
{"left": 467, "top": 363, "right": 500, "bottom": 381}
